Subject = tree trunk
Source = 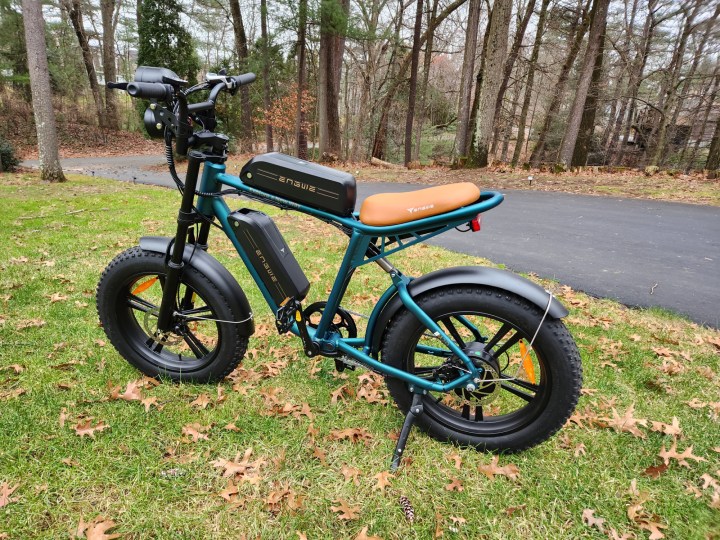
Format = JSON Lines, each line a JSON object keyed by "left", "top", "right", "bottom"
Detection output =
{"left": 470, "top": 0, "right": 512, "bottom": 167}
{"left": 260, "top": 0, "right": 273, "bottom": 152}
{"left": 453, "top": 0, "right": 481, "bottom": 164}
{"left": 490, "top": 0, "right": 537, "bottom": 157}
{"left": 556, "top": 0, "right": 610, "bottom": 169}
{"left": 570, "top": 10, "right": 607, "bottom": 166}
{"left": 403, "top": 0, "right": 424, "bottom": 166}
{"left": 101, "top": 0, "right": 119, "bottom": 130}
{"left": 684, "top": 70, "right": 719, "bottom": 172}
{"left": 319, "top": 0, "right": 348, "bottom": 159}
{"left": 370, "top": 0, "right": 467, "bottom": 160}
{"left": 529, "top": 0, "right": 592, "bottom": 167}
{"left": 296, "top": 0, "right": 309, "bottom": 159}
{"left": 706, "top": 117, "right": 720, "bottom": 172}
{"left": 512, "top": 0, "right": 550, "bottom": 167}
{"left": 62, "top": 0, "right": 106, "bottom": 128}
{"left": 649, "top": 0, "right": 704, "bottom": 166}
{"left": 22, "top": 0, "right": 65, "bottom": 182}
{"left": 229, "top": 0, "right": 254, "bottom": 152}
{"left": 413, "top": 0, "right": 440, "bottom": 163}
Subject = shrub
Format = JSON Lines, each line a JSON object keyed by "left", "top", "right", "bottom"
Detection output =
{"left": 0, "top": 136, "right": 19, "bottom": 172}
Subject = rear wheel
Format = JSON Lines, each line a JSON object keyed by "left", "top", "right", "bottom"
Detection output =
{"left": 96, "top": 247, "right": 248, "bottom": 382}
{"left": 382, "top": 285, "right": 581, "bottom": 452}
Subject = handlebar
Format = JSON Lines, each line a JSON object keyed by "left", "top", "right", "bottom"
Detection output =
{"left": 126, "top": 82, "right": 174, "bottom": 101}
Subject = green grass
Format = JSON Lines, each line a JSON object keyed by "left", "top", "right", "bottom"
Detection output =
{"left": 1, "top": 172, "right": 719, "bottom": 539}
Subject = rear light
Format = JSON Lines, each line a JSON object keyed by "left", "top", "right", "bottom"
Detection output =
{"left": 470, "top": 214, "right": 482, "bottom": 232}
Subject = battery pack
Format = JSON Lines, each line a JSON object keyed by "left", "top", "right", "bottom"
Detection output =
{"left": 228, "top": 209, "right": 310, "bottom": 305}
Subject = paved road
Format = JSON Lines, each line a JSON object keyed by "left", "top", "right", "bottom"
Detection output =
{"left": 23, "top": 156, "right": 720, "bottom": 328}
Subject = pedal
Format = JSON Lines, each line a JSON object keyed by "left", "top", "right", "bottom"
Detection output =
{"left": 275, "top": 298, "right": 298, "bottom": 334}
{"left": 334, "top": 356, "right": 356, "bottom": 372}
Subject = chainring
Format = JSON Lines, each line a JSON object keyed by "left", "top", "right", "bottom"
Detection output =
{"left": 303, "top": 301, "right": 357, "bottom": 338}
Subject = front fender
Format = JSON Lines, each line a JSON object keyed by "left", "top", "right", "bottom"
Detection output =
{"left": 139, "top": 236, "right": 254, "bottom": 336}
{"left": 369, "top": 266, "right": 567, "bottom": 356}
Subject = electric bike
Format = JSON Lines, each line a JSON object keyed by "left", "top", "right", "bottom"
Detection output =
{"left": 96, "top": 67, "right": 582, "bottom": 469}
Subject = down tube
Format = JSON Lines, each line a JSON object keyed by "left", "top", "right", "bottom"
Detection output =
{"left": 212, "top": 197, "right": 280, "bottom": 313}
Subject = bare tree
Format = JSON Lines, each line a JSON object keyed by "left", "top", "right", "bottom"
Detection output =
{"left": 471, "top": 0, "right": 512, "bottom": 166}
{"left": 404, "top": 0, "right": 424, "bottom": 166}
{"left": 22, "top": 0, "right": 65, "bottom": 182}
{"left": 296, "top": 0, "right": 309, "bottom": 159}
{"left": 318, "top": 0, "right": 348, "bottom": 159}
{"left": 61, "top": 0, "right": 106, "bottom": 128}
{"left": 260, "top": 0, "right": 273, "bottom": 152}
{"left": 229, "top": 0, "right": 254, "bottom": 152}
{"left": 453, "top": 0, "right": 481, "bottom": 164}
{"left": 101, "top": 0, "right": 120, "bottom": 130}
{"left": 512, "top": 0, "right": 551, "bottom": 166}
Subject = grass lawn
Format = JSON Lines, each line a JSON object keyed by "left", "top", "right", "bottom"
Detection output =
{"left": 0, "top": 172, "right": 719, "bottom": 539}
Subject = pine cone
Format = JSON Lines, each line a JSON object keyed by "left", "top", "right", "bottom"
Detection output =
{"left": 399, "top": 495, "right": 415, "bottom": 523}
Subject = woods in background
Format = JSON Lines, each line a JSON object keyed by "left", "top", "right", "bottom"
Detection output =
{"left": 2, "top": 0, "right": 720, "bottom": 177}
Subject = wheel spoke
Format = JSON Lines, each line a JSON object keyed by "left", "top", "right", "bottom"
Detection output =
{"left": 474, "top": 405, "right": 484, "bottom": 421}
{"left": 492, "top": 331, "right": 523, "bottom": 359}
{"left": 180, "top": 305, "right": 212, "bottom": 316}
{"left": 484, "top": 322, "right": 512, "bottom": 350}
{"left": 440, "top": 317, "right": 465, "bottom": 347}
{"left": 499, "top": 381, "right": 536, "bottom": 402}
{"left": 461, "top": 403, "right": 470, "bottom": 420}
{"left": 128, "top": 294, "right": 157, "bottom": 312}
{"left": 181, "top": 329, "right": 210, "bottom": 358}
{"left": 500, "top": 374, "right": 540, "bottom": 393}
{"left": 145, "top": 336, "right": 164, "bottom": 354}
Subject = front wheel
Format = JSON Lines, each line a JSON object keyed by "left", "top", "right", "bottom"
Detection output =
{"left": 96, "top": 247, "right": 248, "bottom": 382}
{"left": 382, "top": 285, "right": 582, "bottom": 452}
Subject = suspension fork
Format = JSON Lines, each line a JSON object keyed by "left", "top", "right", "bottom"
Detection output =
{"left": 156, "top": 153, "right": 203, "bottom": 332}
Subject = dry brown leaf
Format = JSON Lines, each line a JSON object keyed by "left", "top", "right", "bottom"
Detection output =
{"left": 0, "top": 482, "right": 19, "bottom": 508}
{"left": 74, "top": 420, "right": 109, "bottom": 439}
{"left": 79, "top": 516, "right": 121, "bottom": 540}
{"left": 478, "top": 455, "right": 520, "bottom": 481}
{"left": 649, "top": 417, "right": 681, "bottom": 437}
{"left": 328, "top": 428, "right": 373, "bottom": 444}
{"left": 48, "top": 292, "right": 68, "bottom": 303}
{"left": 643, "top": 462, "right": 669, "bottom": 478}
{"left": 372, "top": 471, "right": 393, "bottom": 493}
{"left": 574, "top": 443, "right": 587, "bottom": 457}
{"left": 109, "top": 381, "right": 143, "bottom": 402}
{"left": 601, "top": 404, "right": 647, "bottom": 438}
{"left": 330, "top": 498, "right": 360, "bottom": 520}
{"left": 181, "top": 423, "right": 210, "bottom": 442}
{"left": 330, "top": 384, "right": 355, "bottom": 405}
{"left": 0, "top": 388, "right": 26, "bottom": 401}
{"left": 658, "top": 440, "right": 707, "bottom": 468}
{"left": 1, "top": 364, "right": 24, "bottom": 374}
{"left": 581, "top": 508, "right": 605, "bottom": 533}
{"left": 446, "top": 452, "right": 462, "bottom": 469}
{"left": 140, "top": 396, "right": 160, "bottom": 412}
{"left": 607, "top": 529, "right": 634, "bottom": 540}
{"left": 223, "top": 423, "right": 240, "bottom": 432}
{"left": 61, "top": 457, "right": 80, "bottom": 467}
{"left": 652, "top": 346, "right": 673, "bottom": 358}
{"left": 341, "top": 464, "right": 361, "bottom": 485}
{"left": 355, "top": 526, "right": 383, "bottom": 540}
{"left": 685, "top": 398, "right": 706, "bottom": 409}
{"left": 15, "top": 318, "right": 46, "bottom": 330}
{"left": 211, "top": 448, "right": 254, "bottom": 477}
{"left": 312, "top": 445, "right": 328, "bottom": 465}
{"left": 218, "top": 479, "right": 239, "bottom": 502}
{"left": 444, "top": 477, "right": 463, "bottom": 492}
{"left": 190, "top": 393, "right": 212, "bottom": 410}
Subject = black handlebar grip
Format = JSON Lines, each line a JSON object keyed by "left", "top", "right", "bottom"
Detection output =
{"left": 231, "top": 73, "right": 256, "bottom": 87}
{"left": 126, "top": 82, "right": 173, "bottom": 101}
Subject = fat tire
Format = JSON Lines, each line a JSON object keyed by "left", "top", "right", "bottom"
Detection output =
{"left": 96, "top": 246, "right": 248, "bottom": 383}
{"left": 382, "top": 285, "right": 582, "bottom": 452}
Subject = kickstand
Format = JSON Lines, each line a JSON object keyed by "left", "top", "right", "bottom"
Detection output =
{"left": 390, "top": 392, "right": 424, "bottom": 472}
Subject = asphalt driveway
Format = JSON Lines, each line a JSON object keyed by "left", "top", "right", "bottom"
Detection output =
{"left": 22, "top": 156, "right": 720, "bottom": 328}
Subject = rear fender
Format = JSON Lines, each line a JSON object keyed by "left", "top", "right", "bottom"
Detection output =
{"left": 369, "top": 266, "right": 567, "bottom": 357}
{"left": 139, "top": 236, "right": 254, "bottom": 336}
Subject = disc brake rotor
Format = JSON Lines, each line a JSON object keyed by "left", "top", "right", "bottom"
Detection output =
{"left": 143, "top": 308, "right": 182, "bottom": 345}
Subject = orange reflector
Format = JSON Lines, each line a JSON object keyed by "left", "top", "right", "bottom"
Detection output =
{"left": 520, "top": 340, "right": 536, "bottom": 384}
{"left": 132, "top": 277, "right": 158, "bottom": 295}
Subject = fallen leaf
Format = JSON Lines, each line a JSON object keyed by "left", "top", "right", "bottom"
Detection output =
{"left": 74, "top": 420, "right": 109, "bottom": 439}
{"left": 312, "top": 445, "right": 327, "bottom": 465}
{"left": 643, "top": 462, "right": 669, "bottom": 478}
{"left": 478, "top": 455, "right": 520, "bottom": 481}
{"left": 444, "top": 476, "right": 463, "bottom": 492}
{"left": 181, "top": 423, "right": 210, "bottom": 442}
{"left": 15, "top": 318, "right": 46, "bottom": 330}
{"left": 600, "top": 404, "right": 648, "bottom": 438}
{"left": 211, "top": 448, "right": 255, "bottom": 477}
{"left": 372, "top": 471, "right": 393, "bottom": 493}
{"left": 505, "top": 504, "right": 526, "bottom": 516}
{"left": 0, "top": 388, "right": 26, "bottom": 401}
{"left": 110, "top": 380, "right": 142, "bottom": 402}
{"left": 223, "top": 423, "right": 240, "bottom": 432}
{"left": 61, "top": 458, "right": 80, "bottom": 467}
{"left": 328, "top": 428, "right": 373, "bottom": 444}
{"left": 355, "top": 526, "right": 383, "bottom": 540}
{"left": 190, "top": 393, "right": 212, "bottom": 410}
{"left": 331, "top": 498, "right": 360, "bottom": 520}
{"left": 0, "top": 482, "right": 19, "bottom": 508}
{"left": 141, "top": 396, "right": 160, "bottom": 412}
{"left": 658, "top": 440, "right": 707, "bottom": 468}
{"left": 446, "top": 452, "right": 462, "bottom": 469}
{"left": 1, "top": 364, "right": 24, "bottom": 374}
{"left": 649, "top": 417, "right": 682, "bottom": 437}
{"left": 218, "top": 479, "right": 239, "bottom": 501}
{"left": 341, "top": 464, "right": 361, "bottom": 485}
{"left": 78, "top": 516, "right": 121, "bottom": 540}
{"left": 581, "top": 508, "right": 605, "bottom": 533}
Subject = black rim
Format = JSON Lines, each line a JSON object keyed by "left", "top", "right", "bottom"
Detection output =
{"left": 116, "top": 272, "right": 222, "bottom": 373}
{"left": 405, "top": 310, "right": 551, "bottom": 437}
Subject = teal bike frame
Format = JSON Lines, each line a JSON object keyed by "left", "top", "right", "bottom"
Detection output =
{"left": 195, "top": 160, "right": 504, "bottom": 393}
